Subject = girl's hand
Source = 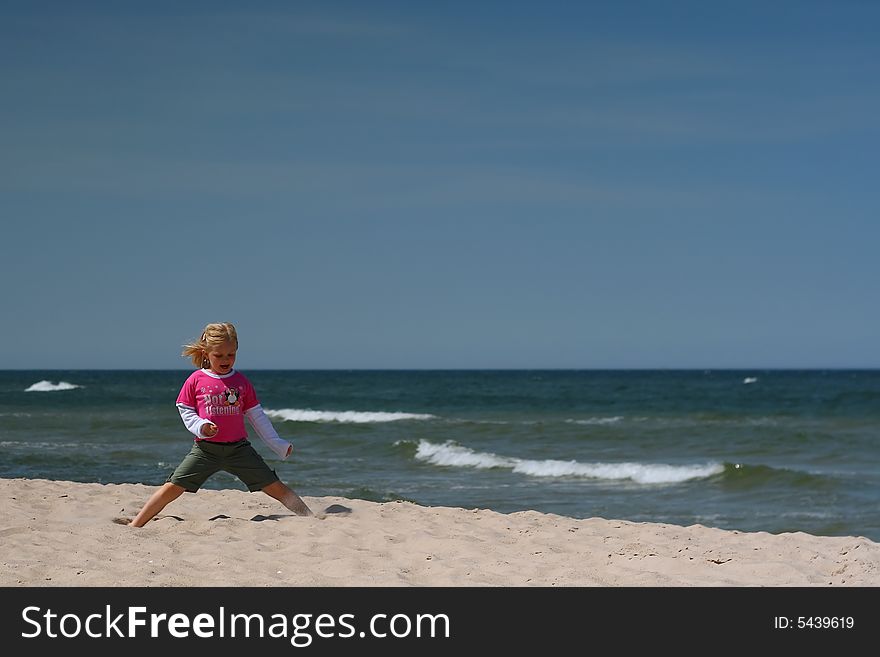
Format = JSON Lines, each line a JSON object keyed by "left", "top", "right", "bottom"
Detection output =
{"left": 202, "top": 422, "right": 219, "bottom": 438}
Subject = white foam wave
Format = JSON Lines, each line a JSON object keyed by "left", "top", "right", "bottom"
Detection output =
{"left": 266, "top": 408, "right": 436, "bottom": 424}
{"left": 743, "top": 377, "right": 758, "bottom": 384}
{"left": 24, "top": 380, "right": 81, "bottom": 392}
{"left": 0, "top": 441, "right": 92, "bottom": 449}
{"left": 415, "top": 440, "right": 512, "bottom": 469}
{"left": 413, "top": 440, "right": 723, "bottom": 484}
{"left": 566, "top": 416, "right": 624, "bottom": 426}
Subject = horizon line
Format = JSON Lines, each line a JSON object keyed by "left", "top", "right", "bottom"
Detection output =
{"left": 2, "top": 366, "right": 879, "bottom": 372}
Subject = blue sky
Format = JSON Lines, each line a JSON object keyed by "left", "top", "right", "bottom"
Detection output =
{"left": 2, "top": 1, "right": 878, "bottom": 369}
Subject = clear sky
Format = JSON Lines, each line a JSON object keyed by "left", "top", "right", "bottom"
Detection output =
{"left": 2, "top": 1, "right": 878, "bottom": 369}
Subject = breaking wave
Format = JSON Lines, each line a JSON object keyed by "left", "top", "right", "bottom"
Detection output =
{"left": 24, "top": 380, "right": 81, "bottom": 392}
{"left": 265, "top": 408, "right": 436, "bottom": 424}
{"left": 408, "top": 439, "right": 723, "bottom": 484}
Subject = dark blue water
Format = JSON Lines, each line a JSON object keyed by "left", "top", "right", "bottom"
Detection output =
{"left": 1, "top": 369, "right": 878, "bottom": 541}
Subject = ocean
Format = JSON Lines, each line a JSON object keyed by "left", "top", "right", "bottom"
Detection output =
{"left": 1, "top": 369, "right": 878, "bottom": 541}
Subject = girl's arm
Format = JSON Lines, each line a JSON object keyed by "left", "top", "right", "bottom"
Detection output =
{"left": 245, "top": 405, "right": 293, "bottom": 459}
{"left": 177, "top": 403, "right": 214, "bottom": 438}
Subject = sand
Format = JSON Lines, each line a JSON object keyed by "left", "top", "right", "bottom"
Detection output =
{"left": 1, "top": 477, "right": 879, "bottom": 587}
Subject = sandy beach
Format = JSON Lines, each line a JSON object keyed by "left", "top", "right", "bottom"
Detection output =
{"left": 1, "top": 477, "right": 878, "bottom": 587}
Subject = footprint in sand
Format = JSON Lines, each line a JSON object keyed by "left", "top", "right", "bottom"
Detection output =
{"left": 324, "top": 504, "right": 352, "bottom": 515}
{"left": 0, "top": 526, "right": 31, "bottom": 537}
{"left": 113, "top": 510, "right": 350, "bottom": 524}
{"left": 249, "top": 506, "right": 351, "bottom": 521}
{"left": 250, "top": 514, "right": 282, "bottom": 522}
{"left": 111, "top": 515, "right": 183, "bottom": 525}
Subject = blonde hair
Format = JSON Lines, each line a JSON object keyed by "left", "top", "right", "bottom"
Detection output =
{"left": 182, "top": 322, "right": 239, "bottom": 368}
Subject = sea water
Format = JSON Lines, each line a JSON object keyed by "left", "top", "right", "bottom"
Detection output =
{"left": 1, "top": 369, "right": 878, "bottom": 541}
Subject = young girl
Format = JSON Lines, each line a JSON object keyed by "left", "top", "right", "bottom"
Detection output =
{"left": 128, "top": 322, "right": 314, "bottom": 527}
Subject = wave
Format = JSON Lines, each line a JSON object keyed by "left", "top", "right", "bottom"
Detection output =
{"left": 566, "top": 416, "right": 625, "bottom": 425}
{"left": 265, "top": 408, "right": 437, "bottom": 424}
{"left": 24, "top": 380, "right": 82, "bottom": 392}
{"left": 718, "top": 462, "right": 835, "bottom": 489}
{"left": 0, "top": 441, "right": 100, "bottom": 449}
{"left": 409, "top": 439, "right": 723, "bottom": 484}
{"left": 743, "top": 377, "right": 758, "bottom": 384}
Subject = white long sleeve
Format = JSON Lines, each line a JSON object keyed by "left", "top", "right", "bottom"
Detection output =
{"left": 177, "top": 403, "right": 212, "bottom": 438}
{"left": 246, "top": 405, "right": 293, "bottom": 459}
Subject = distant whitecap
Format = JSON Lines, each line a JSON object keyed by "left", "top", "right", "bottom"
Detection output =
{"left": 743, "top": 377, "right": 758, "bottom": 384}
{"left": 566, "top": 416, "right": 624, "bottom": 426}
{"left": 24, "top": 380, "right": 81, "bottom": 392}
{"left": 265, "top": 408, "right": 436, "bottom": 423}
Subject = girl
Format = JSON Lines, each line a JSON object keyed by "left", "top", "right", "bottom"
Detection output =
{"left": 128, "top": 322, "right": 314, "bottom": 526}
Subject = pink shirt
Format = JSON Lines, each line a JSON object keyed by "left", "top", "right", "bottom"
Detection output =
{"left": 176, "top": 369, "right": 259, "bottom": 443}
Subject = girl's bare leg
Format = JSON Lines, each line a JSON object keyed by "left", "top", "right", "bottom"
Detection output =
{"left": 129, "top": 483, "right": 186, "bottom": 527}
{"left": 262, "top": 480, "right": 314, "bottom": 516}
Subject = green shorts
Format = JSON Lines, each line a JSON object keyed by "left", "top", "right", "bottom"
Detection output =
{"left": 168, "top": 439, "right": 280, "bottom": 492}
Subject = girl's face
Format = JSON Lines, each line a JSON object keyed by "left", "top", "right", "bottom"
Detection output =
{"left": 205, "top": 341, "right": 237, "bottom": 375}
